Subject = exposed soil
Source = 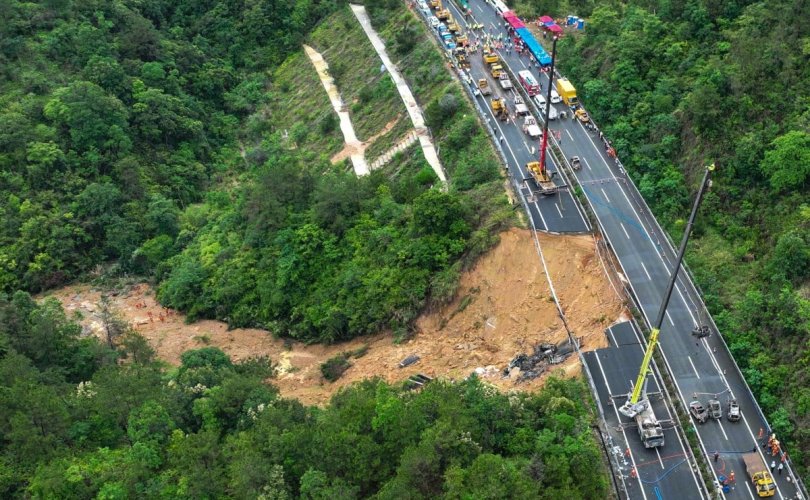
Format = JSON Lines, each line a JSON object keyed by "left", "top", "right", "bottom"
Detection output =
{"left": 330, "top": 116, "right": 402, "bottom": 164}
{"left": 44, "top": 229, "right": 624, "bottom": 406}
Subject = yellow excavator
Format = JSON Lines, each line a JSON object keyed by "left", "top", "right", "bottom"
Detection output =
{"left": 619, "top": 164, "right": 715, "bottom": 448}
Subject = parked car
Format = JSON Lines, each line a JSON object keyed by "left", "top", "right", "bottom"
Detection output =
{"left": 708, "top": 399, "right": 722, "bottom": 420}
{"left": 727, "top": 399, "right": 741, "bottom": 422}
{"left": 550, "top": 88, "right": 562, "bottom": 104}
{"left": 689, "top": 400, "right": 708, "bottom": 424}
{"left": 533, "top": 94, "right": 547, "bottom": 108}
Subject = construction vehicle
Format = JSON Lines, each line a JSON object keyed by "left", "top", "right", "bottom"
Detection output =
{"left": 689, "top": 400, "right": 709, "bottom": 423}
{"left": 708, "top": 398, "right": 722, "bottom": 419}
{"left": 477, "top": 78, "right": 491, "bottom": 96}
{"left": 513, "top": 94, "right": 529, "bottom": 115}
{"left": 575, "top": 108, "right": 590, "bottom": 123}
{"left": 482, "top": 49, "right": 499, "bottom": 65}
{"left": 455, "top": 33, "right": 468, "bottom": 46}
{"left": 491, "top": 97, "right": 508, "bottom": 121}
{"left": 447, "top": 18, "right": 460, "bottom": 33}
{"left": 490, "top": 64, "right": 504, "bottom": 78}
{"left": 727, "top": 398, "right": 741, "bottom": 421}
{"left": 498, "top": 72, "right": 513, "bottom": 90}
{"left": 454, "top": 48, "right": 469, "bottom": 69}
{"left": 742, "top": 452, "right": 776, "bottom": 497}
{"left": 619, "top": 165, "right": 716, "bottom": 449}
{"left": 430, "top": 0, "right": 441, "bottom": 9}
{"left": 635, "top": 400, "right": 665, "bottom": 448}
{"left": 437, "top": 8, "right": 450, "bottom": 20}
{"left": 555, "top": 78, "right": 579, "bottom": 107}
{"left": 525, "top": 161, "right": 557, "bottom": 195}
{"left": 522, "top": 116, "right": 542, "bottom": 138}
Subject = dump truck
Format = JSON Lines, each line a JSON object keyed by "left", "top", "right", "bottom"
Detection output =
{"left": 437, "top": 8, "right": 450, "bottom": 20}
{"left": 490, "top": 64, "right": 503, "bottom": 78}
{"left": 447, "top": 19, "right": 460, "bottom": 33}
{"left": 522, "top": 116, "right": 542, "bottom": 138}
{"left": 478, "top": 78, "right": 491, "bottom": 96}
{"left": 498, "top": 72, "right": 513, "bottom": 90}
{"left": 526, "top": 161, "right": 557, "bottom": 195}
{"left": 556, "top": 78, "right": 579, "bottom": 107}
{"left": 491, "top": 97, "right": 508, "bottom": 121}
{"left": 742, "top": 452, "right": 776, "bottom": 497}
{"left": 483, "top": 49, "right": 499, "bottom": 65}
{"left": 514, "top": 94, "right": 529, "bottom": 115}
{"left": 430, "top": 0, "right": 441, "bottom": 9}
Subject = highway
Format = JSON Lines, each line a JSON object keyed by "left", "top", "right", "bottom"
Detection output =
{"left": 415, "top": 0, "right": 806, "bottom": 498}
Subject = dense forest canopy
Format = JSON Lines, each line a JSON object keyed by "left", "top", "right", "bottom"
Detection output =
{"left": 0, "top": 294, "right": 608, "bottom": 498}
{"left": 516, "top": 0, "right": 810, "bottom": 478}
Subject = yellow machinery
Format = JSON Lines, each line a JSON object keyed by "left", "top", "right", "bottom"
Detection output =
{"left": 477, "top": 78, "right": 491, "bottom": 96}
{"left": 448, "top": 18, "right": 460, "bottom": 33}
{"left": 491, "top": 97, "right": 508, "bottom": 121}
{"left": 575, "top": 108, "right": 590, "bottom": 123}
{"left": 619, "top": 165, "right": 716, "bottom": 426}
{"left": 430, "top": 0, "right": 441, "bottom": 9}
{"left": 482, "top": 49, "right": 498, "bottom": 65}
{"left": 525, "top": 161, "right": 556, "bottom": 194}
{"left": 490, "top": 63, "right": 503, "bottom": 78}
{"left": 743, "top": 452, "right": 776, "bottom": 497}
{"left": 437, "top": 8, "right": 450, "bottom": 20}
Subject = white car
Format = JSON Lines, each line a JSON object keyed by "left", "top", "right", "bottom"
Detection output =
{"left": 533, "top": 94, "right": 547, "bottom": 107}
{"left": 550, "top": 88, "right": 562, "bottom": 104}
{"left": 429, "top": 16, "right": 440, "bottom": 28}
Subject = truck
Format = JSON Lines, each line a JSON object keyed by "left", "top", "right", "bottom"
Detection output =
{"left": 742, "top": 452, "right": 776, "bottom": 497}
{"left": 482, "top": 49, "right": 499, "bottom": 65}
{"left": 477, "top": 78, "right": 491, "bottom": 96}
{"left": 635, "top": 401, "right": 665, "bottom": 448}
{"left": 437, "top": 8, "right": 450, "bottom": 20}
{"left": 513, "top": 95, "right": 529, "bottom": 115}
{"left": 491, "top": 97, "right": 508, "bottom": 121}
{"left": 526, "top": 161, "right": 557, "bottom": 195}
{"left": 544, "top": 105, "right": 559, "bottom": 121}
{"left": 490, "top": 64, "right": 504, "bottom": 78}
{"left": 556, "top": 78, "right": 579, "bottom": 107}
{"left": 522, "top": 116, "right": 542, "bottom": 138}
{"left": 517, "top": 70, "right": 541, "bottom": 96}
{"left": 498, "top": 72, "right": 513, "bottom": 90}
{"left": 447, "top": 18, "right": 460, "bottom": 33}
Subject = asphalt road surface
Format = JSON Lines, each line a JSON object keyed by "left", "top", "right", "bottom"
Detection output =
{"left": 417, "top": 1, "right": 806, "bottom": 498}
{"left": 584, "top": 321, "right": 706, "bottom": 500}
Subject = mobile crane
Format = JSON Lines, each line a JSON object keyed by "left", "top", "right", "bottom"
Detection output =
{"left": 618, "top": 164, "right": 715, "bottom": 448}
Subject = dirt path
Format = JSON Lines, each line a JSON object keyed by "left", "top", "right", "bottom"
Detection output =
{"left": 304, "top": 44, "right": 370, "bottom": 175}
{"left": 45, "top": 230, "right": 623, "bottom": 406}
{"left": 350, "top": 4, "right": 448, "bottom": 186}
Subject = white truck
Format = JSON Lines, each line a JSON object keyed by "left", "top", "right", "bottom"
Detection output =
{"left": 522, "top": 116, "right": 542, "bottom": 138}
{"left": 498, "top": 73, "right": 513, "bottom": 90}
{"left": 513, "top": 95, "right": 529, "bottom": 115}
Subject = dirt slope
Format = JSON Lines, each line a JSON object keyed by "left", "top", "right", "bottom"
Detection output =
{"left": 45, "top": 229, "right": 624, "bottom": 406}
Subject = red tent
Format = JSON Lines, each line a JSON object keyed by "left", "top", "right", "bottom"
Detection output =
{"left": 538, "top": 15, "right": 554, "bottom": 23}
{"left": 547, "top": 24, "right": 563, "bottom": 34}
{"left": 504, "top": 13, "right": 525, "bottom": 29}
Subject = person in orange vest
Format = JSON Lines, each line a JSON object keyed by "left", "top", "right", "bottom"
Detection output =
{"left": 625, "top": 447, "right": 631, "bottom": 458}
{"left": 729, "top": 471, "right": 735, "bottom": 483}
{"left": 758, "top": 427, "right": 764, "bottom": 440}
{"left": 630, "top": 467, "right": 637, "bottom": 479}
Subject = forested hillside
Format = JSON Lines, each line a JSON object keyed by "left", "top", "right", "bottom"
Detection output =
{"left": 517, "top": 0, "right": 810, "bottom": 477}
{"left": 0, "top": 0, "right": 512, "bottom": 343}
{"left": 0, "top": 295, "right": 608, "bottom": 498}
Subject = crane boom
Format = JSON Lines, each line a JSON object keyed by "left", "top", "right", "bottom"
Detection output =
{"left": 620, "top": 163, "right": 714, "bottom": 418}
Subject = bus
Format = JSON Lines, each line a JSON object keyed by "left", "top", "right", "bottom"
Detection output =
{"left": 518, "top": 70, "right": 541, "bottom": 96}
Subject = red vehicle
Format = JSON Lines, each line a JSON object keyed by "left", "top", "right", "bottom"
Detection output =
{"left": 517, "top": 70, "right": 541, "bottom": 96}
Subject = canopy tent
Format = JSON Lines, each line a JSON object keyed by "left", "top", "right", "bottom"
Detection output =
{"left": 547, "top": 24, "right": 563, "bottom": 34}
{"left": 504, "top": 13, "right": 526, "bottom": 29}
{"left": 538, "top": 15, "right": 554, "bottom": 24}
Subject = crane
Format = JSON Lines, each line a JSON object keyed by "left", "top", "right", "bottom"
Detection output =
{"left": 619, "top": 164, "right": 715, "bottom": 424}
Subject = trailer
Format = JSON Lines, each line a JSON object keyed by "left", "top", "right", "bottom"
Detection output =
{"left": 742, "top": 452, "right": 776, "bottom": 497}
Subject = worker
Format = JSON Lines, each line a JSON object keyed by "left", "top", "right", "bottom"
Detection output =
{"left": 625, "top": 447, "right": 631, "bottom": 458}
{"left": 713, "top": 451, "right": 719, "bottom": 463}
{"left": 630, "top": 467, "right": 637, "bottom": 479}
{"left": 729, "top": 471, "right": 735, "bottom": 483}
{"left": 758, "top": 427, "right": 765, "bottom": 440}
{"left": 771, "top": 460, "right": 776, "bottom": 472}
{"left": 778, "top": 463, "right": 784, "bottom": 475}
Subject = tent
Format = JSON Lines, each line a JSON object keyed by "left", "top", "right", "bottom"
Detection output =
{"left": 504, "top": 13, "right": 525, "bottom": 29}
{"left": 538, "top": 15, "right": 554, "bottom": 24}
{"left": 547, "top": 24, "right": 563, "bottom": 34}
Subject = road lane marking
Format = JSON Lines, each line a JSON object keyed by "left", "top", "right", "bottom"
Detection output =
{"left": 716, "top": 420, "right": 729, "bottom": 441}
{"left": 593, "top": 352, "right": 650, "bottom": 500}
{"left": 687, "top": 356, "right": 700, "bottom": 379}
{"left": 566, "top": 129, "right": 574, "bottom": 141}
{"left": 555, "top": 203, "right": 563, "bottom": 218}
{"left": 666, "top": 310, "right": 674, "bottom": 326}
{"left": 601, "top": 188, "right": 611, "bottom": 203}
{"left": 620, "top": 222, "right": 630, "bottom": 239}
{"left": 641, "top": 262, "right": 652, "bottom": 280}
{"left": 655, "top": 448, "right": 664, "bottom": 469}
{"left": 583, "top": 157, "right": 592, "bottom": 170}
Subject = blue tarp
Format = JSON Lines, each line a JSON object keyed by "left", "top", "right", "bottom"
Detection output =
{"left": 516, "top": 27, "right": 552, "bottom": 66}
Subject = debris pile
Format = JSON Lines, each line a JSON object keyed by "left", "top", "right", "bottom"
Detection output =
{"left": 504, "top": 337, "right": 583, "bottom": 381}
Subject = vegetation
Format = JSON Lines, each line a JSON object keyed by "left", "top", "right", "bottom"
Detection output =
{"left": 0, "top": 295, "right": 608, "bottom": 498}
{"left": 516, "top": 0, "right": 810, "bottom": 478}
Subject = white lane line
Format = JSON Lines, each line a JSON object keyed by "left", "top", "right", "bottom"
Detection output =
{"left": 687, "top": 356, "right": 700, "bottom": 379}
{"left": 566, "top": 129, "right": 574, "bottom": 141}
{"left": 640, "top": 262, "right": 652, "bottom": 280}
{"left": 717, "top": 420, "right": 729, "bottom": 441}
{"left": 593, "top": 352, "right": 649, "bottom": 500}
{"left": 555, "top": 203, "right": 563, "bottom": 218}
{"left": 655, "top": 448, "right": 665, "bottom": 469}
{"left": 519, "top": 59, "right": 527, "bottom": 69}
{"left": 601, "top": 188, "right": 611, "bottom": 203}
{"left": 666, "top": 310, "right": 674, "bottom": 326}
{"left": 583, "top": 157, "right": 592, "bottom": 170}
{"left": 607, "top": 327, "right": 619, "bottom": 346}
{"left": 620, "top": 222, "right": 630, "bottom": 239}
